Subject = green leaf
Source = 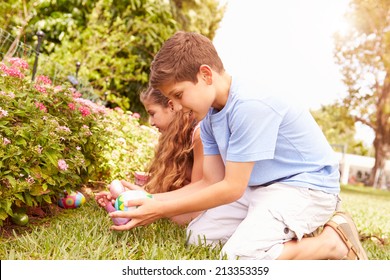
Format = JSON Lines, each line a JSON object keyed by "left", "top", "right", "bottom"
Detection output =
{"left": 14, "top": 193, "right": 25, "bottom": 203}
{"left": 43, "top": 194, "right": 52, "bottom": 204}
{"left": 0, "top": 209, "right": 9, "bottom": 221}
{"left": 4, "top": 175, "right": 16, "bottom": 187}
{"left": 24, "top": 193, "right": 33, "bottom": 206}
{"left": 15, "top": 137, "right": 27, "bottom": 147}
{"left": 44, "top": 150, "right": 59, "bottom": 167}
{"left": 0, "top": 199, "right": 13, "bottom": 216}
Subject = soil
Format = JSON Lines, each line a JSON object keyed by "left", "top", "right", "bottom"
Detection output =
{"left": 0, "top": 203, "right": 63, "bottom": 239}
{"left": 0, "top": 185, "right": 98, "bottom": 239}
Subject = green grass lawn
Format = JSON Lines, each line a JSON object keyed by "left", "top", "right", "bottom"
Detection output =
{"left": 0, "top": 184, "right": 389, "bottom": 260}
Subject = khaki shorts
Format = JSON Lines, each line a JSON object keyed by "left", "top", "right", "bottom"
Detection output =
{"left": 186, "top": 183, "right": 340, "bottom": 260}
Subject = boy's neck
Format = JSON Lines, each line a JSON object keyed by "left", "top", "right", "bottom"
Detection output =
{"left": 212, "top": 72, "right": 232, "bottom": 111}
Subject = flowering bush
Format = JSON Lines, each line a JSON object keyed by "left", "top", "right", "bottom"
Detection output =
{"left": 96, "top": 107, "right": 158, "bottom": 181}
{"left": 0, "top": 57, "right": 157, "bottom": 225}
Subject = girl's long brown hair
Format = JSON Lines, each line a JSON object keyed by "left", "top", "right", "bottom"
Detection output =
{"left": 141, "top": 87, "right": 197, "bottom": 194}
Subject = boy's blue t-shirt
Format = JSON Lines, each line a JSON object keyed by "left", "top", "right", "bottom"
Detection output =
{"left": 200, "top": 78, "right": 340, "bottom": 194}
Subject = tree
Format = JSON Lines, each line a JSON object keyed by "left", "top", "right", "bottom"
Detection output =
{"left": 311, "top": 103, "right": 371, "bottom": 156}
{"left": 1, "top": 0, "right": 94, "bottom": 55}
{"left": 2, "top": 0, "right": 225, "bottom": 115}
{"left": 48, "top": 0, "right": 180, "bottom": 114}
{"left": 334, "top": 0, "right": 390, "bottom": 188}
{"left": 170, "top": 0, "right": 226, "bottom": 38}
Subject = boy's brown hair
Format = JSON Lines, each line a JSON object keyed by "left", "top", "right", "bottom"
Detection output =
{"left": 150, "top": 31, "right": 225, "bottom": 89}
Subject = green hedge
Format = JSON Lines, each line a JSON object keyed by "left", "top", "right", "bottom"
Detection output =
{"left": 0, "top": 57, "right": 157, "bottom": 225}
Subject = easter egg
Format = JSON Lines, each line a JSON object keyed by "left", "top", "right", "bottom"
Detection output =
{"left": 114, "top": 190, "right": 152, "bottom": 211}
{"left": 109, "top": 179, "right": 125, "bottom": 198}
{"left": 11, "top": 213, "right": 29, "bottom": 226}
{"left": 58, "top": 191, "right": 86, "bottom": 209}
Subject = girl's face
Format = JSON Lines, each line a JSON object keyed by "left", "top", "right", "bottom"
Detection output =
{"left": 143, "top": 99, "right": 175, "bottom": 132}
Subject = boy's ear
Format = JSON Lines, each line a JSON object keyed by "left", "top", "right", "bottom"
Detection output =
{"left": 199, "top": 64, "right": 212, "bottom": 82}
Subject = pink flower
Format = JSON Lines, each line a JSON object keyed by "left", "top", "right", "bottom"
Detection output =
{"left": 56, "top": 126, "right": 71, "bottom": 133}
{"left": 132, "top": 112, "right": 140, "bottom": 119}
{"left": 36, "top": 75, "right": 52, "bottom": 85}
{"left": 54, "top": 86, "right": 63, "bottom": 93}
{"left": 82, "top": 125, "right": 92, "bottom": 136}
{"left": 34, "top": 84, "right": 47, "bottom": 94}
{"left": 79, "top": 106, "right": 91, "bottom": 117}
{"left": 3, "top": 138, "right": 11, "bottom": 145}
{"left": 114, "top": 107, "right": 124, "bottom": 114}
{"left": 69, "top": 88, "right": 82, "bottom": 98}
{"left": 68, "top": 103, "right": 76, "bottom": 110}
{"left": 37, "top": 145, "right": 43, "bottom": 154}
{"left": 8, "top": 57, "right": 29, "bottom": 70}
{"left": 57, "top": 159, "right": 68, "bottom": 171}
{"left": 1, "top": 91, "right": 15, "bottom": 98}
{"left": 35, "top": 102, "right": 47, "bottom": 113}
{"left": 0, "top": 63, "right": 24, "bottom": 79}
{"left": 73, "top": 92, "right": 82, "bottom": 98}
{"left": 74, "top": 98, "right": 106, "bottom": 115}
{"left": 0, "top": 107, "right": 8, "bottom": 118}
{"left": 25, "top": 175, "right": 35, "bottom": 184}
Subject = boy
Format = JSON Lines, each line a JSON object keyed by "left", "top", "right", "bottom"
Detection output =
{"left": 110, "top": 31, "right": 367, "bottom": 260}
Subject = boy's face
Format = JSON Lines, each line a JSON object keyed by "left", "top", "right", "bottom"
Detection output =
{"left": 159, "top": 73, "right": 214, "bottom": 122}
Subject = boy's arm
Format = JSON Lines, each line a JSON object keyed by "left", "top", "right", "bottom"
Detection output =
{"left": 190, "top": 127, "right": 204, "bottom": 182}
{"left": 110, "top": 156, "right": 254, "bottom": 230}
{"left": 149, "top": 154, "right": 225, "bottom": 201}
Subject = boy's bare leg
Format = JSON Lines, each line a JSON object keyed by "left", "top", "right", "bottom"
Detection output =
{"left": 278, "top": 212, "right": 368, "bottom": 260}
{"left": 277, "top": 226, "right": 348, "bottom": 260}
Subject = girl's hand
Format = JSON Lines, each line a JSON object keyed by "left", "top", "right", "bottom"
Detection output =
{"left": 95, "top": 191, "right": 113, "bottom": 208}
{"left": 96, "top": 191, "right": 131, "bottom": 226}
{"left": 120, "top": 180, "right": 143, "bottom": 191}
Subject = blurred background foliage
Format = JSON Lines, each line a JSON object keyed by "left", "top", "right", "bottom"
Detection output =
{"left": 0, "top": 0, "right": 226, "bottom": 118}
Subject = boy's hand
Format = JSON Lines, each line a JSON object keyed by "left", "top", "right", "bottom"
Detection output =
{"left": 109, "top": 197, "right": 165, "bottom": 231}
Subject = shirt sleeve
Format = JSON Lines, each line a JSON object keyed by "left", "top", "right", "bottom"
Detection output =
{"left": 200, "top": 115, "right": 220, "bottom": 156}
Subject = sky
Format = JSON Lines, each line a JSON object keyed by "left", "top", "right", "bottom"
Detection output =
{"left": 213, "top": 0, "right": 375, "bottom": 145}
{"left": 213, "top": 0, "right": 350, "bottom": 110}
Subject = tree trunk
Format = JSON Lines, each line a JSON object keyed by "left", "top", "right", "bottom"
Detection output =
{"left": 369, "top": 76, "right": 390, "bottom": 188}
{"left": 370, "top": 139, "right": 386, "bottom": 188}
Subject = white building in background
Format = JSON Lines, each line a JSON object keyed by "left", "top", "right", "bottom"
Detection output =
{"left": 336, "top": 152, "right": 390, "bottom": 189}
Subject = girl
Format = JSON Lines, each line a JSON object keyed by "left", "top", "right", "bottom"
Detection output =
{"left": 140, "top": 86, "right": 203, "bottom": 193}
{"left": 96, "top": 87, "right": 203, "bottom": 225}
